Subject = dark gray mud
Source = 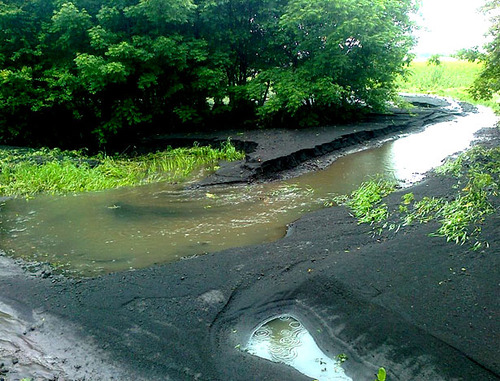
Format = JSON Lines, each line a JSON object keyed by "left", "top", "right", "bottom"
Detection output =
{"left": 144, "top": 95, "right": 465, "bottom": 185}
{"left": 0, "top": 95, "right": 498, "bottom": 380}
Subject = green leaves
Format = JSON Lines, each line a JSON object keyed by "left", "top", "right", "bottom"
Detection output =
{"left": 124, "top": 0, "right": 196, "bottom": 26}
{"left": 470, "top": 0, "right": 500, "bottom": 105}
{"left": 342, "top": 178, "right": 396, "bottom": 225}
{"left": 49, "top": 2, "right": 91, "bottom": 50}
{"left": 74, "top": 54, "right": 127, "bottom": 93}
{"left": 375, "top": 367, "right": 387, "bottom": 381}
{"left": 0, "top": 0, "right": 418, "bottom": 147}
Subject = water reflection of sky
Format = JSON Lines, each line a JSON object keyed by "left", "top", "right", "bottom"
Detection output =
{"left": 247, "top": 315, "right": 352, "bottom": 381}
{"left": 297, "top": 106, "right": 498, "bottom": 192}
{"left": 388, "top": 120, "right": 476, "bottom": 183}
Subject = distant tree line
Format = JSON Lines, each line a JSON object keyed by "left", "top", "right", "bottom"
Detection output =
{"left": 0, "top": 0, "right": 417, "bottom": 148}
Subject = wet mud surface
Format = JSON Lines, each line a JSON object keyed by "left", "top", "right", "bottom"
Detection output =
{"left": 0, "top": 95, "right": 499, "bottom": 380}
{"left": 145, "top": 95, "right": 466, "bottom": 185}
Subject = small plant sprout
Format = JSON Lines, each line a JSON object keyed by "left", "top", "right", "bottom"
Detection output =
{"left": 375, "top": 367, "right": 387, "bottom": 381}
{"left": 336, "top": 353, "right": 348, "bottom": 363}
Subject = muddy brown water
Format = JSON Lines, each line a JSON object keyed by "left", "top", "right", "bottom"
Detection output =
{"left": 0, "top": 107, "right": 497, "bottom": 277}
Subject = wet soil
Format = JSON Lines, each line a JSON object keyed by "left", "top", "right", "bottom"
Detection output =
{"left": 0, "top": 95, "right": 499, "bottom": 380}
{"left": 144, "top": 95, "right": 465, "bottom": 185}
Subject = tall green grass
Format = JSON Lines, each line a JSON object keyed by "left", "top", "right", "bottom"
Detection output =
{"left": 0, "top": 140, "right": 245, "bottom": 197}
{"left": 396, "top": 60, "right": 499, "bottom": 112}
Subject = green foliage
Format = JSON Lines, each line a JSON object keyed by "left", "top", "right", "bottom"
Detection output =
{"left": 403, "top": 196, "right": 444, "bottom": 225}
{"left": 402, "top": 146, "right": 499, "bottom": 248}
{"left": 435, "top": 155, "right": 464, "bottom": 177}
{"left": 427, "top": 54, "right": 441, "bottom": 66}
{"left": 251, "top": 0, "right": 417, "bottom": 125}
{"left": 396, "top": 59, "right": 499, "bottom": 112}
{"left": 0, "top": 140, "right": 244, "bottom": 197}
{"left": 344, "top": 178, "right": 396, "bottom": 225}
{"left": 337, "top": 147, "right": 499, "bottom": 248}
{"left": 375, "top": 367, "right": 387, "bottom": 381}
{"left": 470, "top": 0, "right": 500, "bottom": 108}
{"left": 398, "top": 192, "right": 414, "bottom": 213}
{"left": 336, "top": 353, "right": 348, "bottom": 363}
{"left": 0, "top": 0, "right": 418, "bottom": 147}
{"left": 453, "top": 46, "right": 484, "bottom": 62}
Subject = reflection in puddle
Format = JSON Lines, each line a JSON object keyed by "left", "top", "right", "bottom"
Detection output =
{"left": 0, "top": 106, "right": 497, "bottom": 276}
{"left": 246, "top": 315, "right": 352, "bottom": 381}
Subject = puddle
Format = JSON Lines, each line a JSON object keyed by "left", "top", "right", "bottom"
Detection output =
{"left": 246, "top": 315, "right": 352, "bottom": 381}
{"left": 0, "top": 106, "right": 497, "bottom": 276}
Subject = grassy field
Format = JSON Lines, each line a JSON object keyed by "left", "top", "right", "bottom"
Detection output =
{"left": 396, "top": 60, "right": 499, "bottom": 112}
{"left": 0, "top": 141, "right": 244, "bottom": 197}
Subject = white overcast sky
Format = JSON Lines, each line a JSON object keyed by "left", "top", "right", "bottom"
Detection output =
{"left": 412, "top": 0, "right": 493, "bottom": 57}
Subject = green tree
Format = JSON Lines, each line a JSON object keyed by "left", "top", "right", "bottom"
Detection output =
{"left": 0, "top": 0, "right": 419, "bottom": 148}
{"left": 471, "top": 0, "right": 500, "bottom": 103}
{"left": 194, "top": 0, "right": 288, "bottom": 124}
{"left": 249, "top": 0, "right": 417, "bottom": 126}
{"left": 427, "top": 54, "right": 441, "bottom": 66}
{"left": 454, "top": 46, "right": 484, "bottom": 62}
{"left": 0, "top": 0, "right": 212, "bottom": 147}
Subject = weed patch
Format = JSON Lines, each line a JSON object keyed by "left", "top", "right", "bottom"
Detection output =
{"left": 336, "top": 178, "right": 396, "bottom": 226}
{"left": 404, "top": 147, "right": 499, "bottom": 248}
{"left": 0, "top": 140, "right": 244, "bottom": 197}
{"left": 332, "top": 146, "right": 499, "bottom": 249}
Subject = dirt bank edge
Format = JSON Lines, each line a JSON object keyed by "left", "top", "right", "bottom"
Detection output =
{"left": 143, "top": 94, "right": 466, "bottom": 185}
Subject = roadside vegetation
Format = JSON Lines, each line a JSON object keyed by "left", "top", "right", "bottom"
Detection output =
{"left": 338, "top": 146, "right": 500, "bottom": 249}
{"left": 405, "top": 146, "right": 499, "bottom": 249}
{"left": 0, "top": 140, "right": 244, "bottom": 197}
{"left": 340, "top": 178, "right": 396, "bottom": 226}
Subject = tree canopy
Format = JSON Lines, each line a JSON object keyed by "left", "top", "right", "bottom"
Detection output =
{"left": 0, "top": 0, "right": 418, "bottom": 148}
{"left": 470, "top": 0, "right": 500, "bottom": 104}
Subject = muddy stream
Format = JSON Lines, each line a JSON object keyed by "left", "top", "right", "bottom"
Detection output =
{"left": 0, "top": 105, "right": 498, "bottom": 380}
{"left": 0, "top": 107, "right": 497, "bottom": 277}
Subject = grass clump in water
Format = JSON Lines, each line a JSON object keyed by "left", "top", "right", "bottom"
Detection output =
{"left": 0, "top": 139, "right": 244, "bottom": 197}
{"left": 343, "top": 178, "right": 396, "bottom": 225}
